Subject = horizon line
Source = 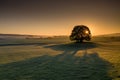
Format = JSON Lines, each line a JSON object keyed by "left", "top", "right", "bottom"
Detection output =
{"left": 0, "top": 32, "right": 120, "bottom": 37}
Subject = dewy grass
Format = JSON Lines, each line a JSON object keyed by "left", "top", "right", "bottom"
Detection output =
{"left": 0, "top": 36, "right": 120, "bottom": 80}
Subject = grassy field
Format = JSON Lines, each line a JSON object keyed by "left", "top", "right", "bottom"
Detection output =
{"left": 0, "top": 35, "right": 120, "bottom": 80}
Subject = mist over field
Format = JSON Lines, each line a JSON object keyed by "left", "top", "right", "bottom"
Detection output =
{"left": 0, "top": 33, "right": 120, "bottom": 80}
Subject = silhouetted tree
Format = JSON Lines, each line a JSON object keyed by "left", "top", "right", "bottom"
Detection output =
{"left": 70, "top": 25, "right": 91, "bottom": 42}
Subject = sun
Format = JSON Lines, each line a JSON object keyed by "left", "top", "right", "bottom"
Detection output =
{"left": 85, "top": 30, "right": 89, "bottom": 34}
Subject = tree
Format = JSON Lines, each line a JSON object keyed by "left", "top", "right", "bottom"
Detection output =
{"left": 70, "top": 25, "right": 91, "bottom": 42}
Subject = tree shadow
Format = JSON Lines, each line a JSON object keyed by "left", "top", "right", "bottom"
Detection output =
{"left": 43, "top": 42, "right": 97, "bottom": 56}
{"left": 44, "top": 42, "right": 97, "bottom": 49}
{"left": 0, "top": 42, "right": 113, "bottom": 80}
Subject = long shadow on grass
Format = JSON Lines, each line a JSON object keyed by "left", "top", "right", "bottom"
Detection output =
{"left": 0, "top": 42, "right": 113, "bottom": 80}
{"left": 43, "top": 42, "right": 98, "bottom": 55}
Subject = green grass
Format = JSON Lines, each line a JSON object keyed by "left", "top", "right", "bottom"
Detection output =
{"left": 0, "top": 36, "right": 120, "bottom": 80}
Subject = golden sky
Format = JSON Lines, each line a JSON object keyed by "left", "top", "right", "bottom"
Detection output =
{"left": 0, "top": 0, "right": 120, "bottom": 36}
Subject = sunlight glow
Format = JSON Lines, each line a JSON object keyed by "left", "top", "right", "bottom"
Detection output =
{"left": 85, "top": 31, "right": 89, "bottom": 34}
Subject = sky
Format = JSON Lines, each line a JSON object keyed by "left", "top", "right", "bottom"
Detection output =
{"left": 0, "top": 0, "right": 120, "bottom": 36}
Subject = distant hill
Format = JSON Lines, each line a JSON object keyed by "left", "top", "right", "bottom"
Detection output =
{"left": 0, "top": 33, "right": 43, "bottom": 39}
{"left": 92, "top": 33, "right": 120, "bottom": 42}
{"left": 0, "top": 33, "right": 68, "bottom": 39}
{"left": 94, "top": 33, "right": 120, "bottom": 37}
{"left": 0, "top": 33, "right": 120, "bottom": 39}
